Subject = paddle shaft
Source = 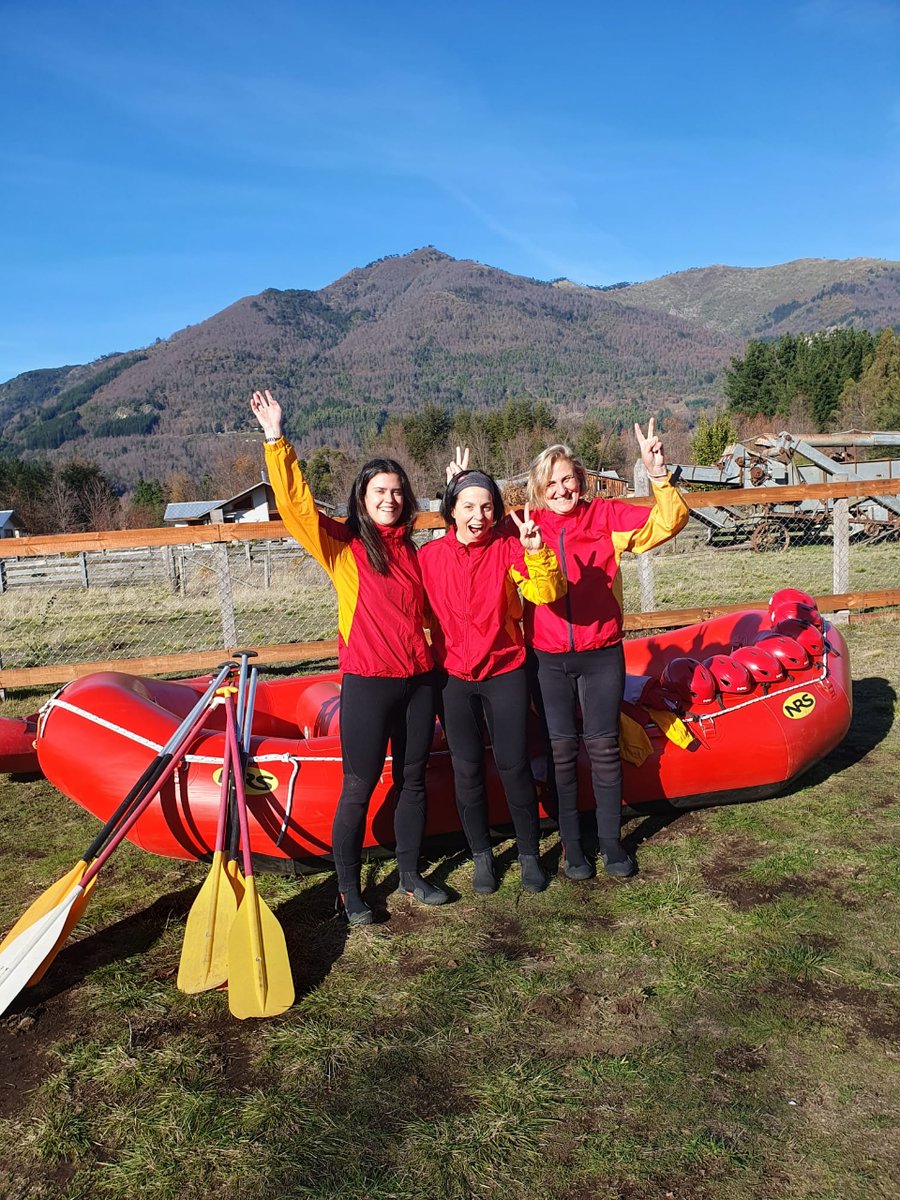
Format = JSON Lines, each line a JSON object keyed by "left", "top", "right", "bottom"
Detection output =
{"left": 80, "top": 662, "right": 234, "bottom": 863}
{"left": 80, "top": 693, "right": 226, "bottom": 889}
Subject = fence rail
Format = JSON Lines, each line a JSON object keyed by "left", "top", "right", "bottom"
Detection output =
{"left": 2, "top": 477, "right": 899, "bottom": 693}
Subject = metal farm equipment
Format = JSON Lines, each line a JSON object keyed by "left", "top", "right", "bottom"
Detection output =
{"left": 676, "top": 431, "right": 900, "bottom": 551}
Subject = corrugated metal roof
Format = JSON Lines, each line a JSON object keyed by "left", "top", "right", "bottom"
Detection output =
{"left": 163, "top": 500, "right": 223, "bottom": 521}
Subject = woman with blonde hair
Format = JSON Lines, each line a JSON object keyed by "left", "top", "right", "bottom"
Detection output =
{"left": 524, "top": 422, "right": 689, "bottom": 879}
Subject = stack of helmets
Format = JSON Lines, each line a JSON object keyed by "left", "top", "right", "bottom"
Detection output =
{"left": 658, "top": 589, "right": 826, "bottom": 710}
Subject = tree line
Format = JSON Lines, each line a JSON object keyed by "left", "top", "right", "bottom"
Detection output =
{"left": 723, "top": 327, "right": 900, "bottom": 430}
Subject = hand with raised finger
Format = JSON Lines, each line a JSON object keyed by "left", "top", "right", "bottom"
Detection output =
{"left": 250, "top": 389, "right": 283, "bottom": 441}
{"left": 509, "top": 503, "right": 543, "bottom": 553}
{"left": 446, "top": 445, "right": 470, "bottom": 484}
{"left": 634, "top": 417, "right": 667, "bottom": 479}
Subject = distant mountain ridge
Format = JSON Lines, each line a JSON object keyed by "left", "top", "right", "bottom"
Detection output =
{"left": 608, "top": 257, "right": 900, "bottom": 339}
{"left": 2, "top": 248, "right": 899, "bottom": 485}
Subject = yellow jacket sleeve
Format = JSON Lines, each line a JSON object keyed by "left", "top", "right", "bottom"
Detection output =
{"left": 264, "top": 437, "right": 347, "bottom": 579}
{"left": 611, "top": 475, "right": 690, "bottom": 557}
{"left": 509, "top": 545, "right": 567, "bottom": 605}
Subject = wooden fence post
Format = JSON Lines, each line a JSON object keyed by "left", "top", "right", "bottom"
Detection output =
{"left": 80, "top": 551, "right": 89, "bottom": 588}
{"left": 832, "top": 474, "right": 850, "bottom": 624}
{"left": 633, "top": 459, "right": 656, "bottom": 613}
{"left": 212, "top": 541, "right": 238, "bottom": 648}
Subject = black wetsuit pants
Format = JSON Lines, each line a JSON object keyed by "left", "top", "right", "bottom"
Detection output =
{"left": 439, "top": 667, "right": 540, "bottom": 856}
{"left": 332, "top": 672, "right": 436, "bottom": 895}
{"left": 533, "top": 643, "right": 625, "bottom": 845}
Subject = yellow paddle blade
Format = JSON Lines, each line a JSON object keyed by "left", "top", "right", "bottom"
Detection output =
{"left": 177, "top": 851, "right": 239, "bottom": 994}
{"left": 227, "top": 877, "right": 294, "bottom": 1020}
{"left": 224, "top": 858, "right": 246, "bottom": 905}
{"left": 26, "top": 874, "right": 98, "bottom": 986}
{"left": 0, "top": 860, "right": 88, "bottom": 954}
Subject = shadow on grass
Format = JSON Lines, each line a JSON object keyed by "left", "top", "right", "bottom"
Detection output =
{"left": 777, "top": 674, "right": 896, "bottom": 798}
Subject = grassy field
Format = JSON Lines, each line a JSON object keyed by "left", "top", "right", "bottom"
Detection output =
{"left": 0, "top": 621, "right": 898, "bottom": 1200}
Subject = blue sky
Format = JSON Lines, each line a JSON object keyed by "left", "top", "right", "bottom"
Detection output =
{"left": 2, "top": 0, "right": 899, "bottom": 382}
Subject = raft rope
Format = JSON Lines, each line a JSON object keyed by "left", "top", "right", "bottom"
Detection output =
{"left": 679, "top": 651, "right": 830, "bottom": 727}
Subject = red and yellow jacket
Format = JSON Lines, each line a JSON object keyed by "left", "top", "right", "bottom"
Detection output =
{"left": 525, "top": 476, "right": 689, "bottom": 654}
{"left": 265, "top": 438, "right": 433, "bottom": 678}
{"left": 418, "top": 525, "right": 566, "bottom": 681}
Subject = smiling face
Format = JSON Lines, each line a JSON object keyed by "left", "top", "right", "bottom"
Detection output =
{"left": 452, "top": 486, "right": 495, "bottom": 544}
{"left": 543, "top": 458, "right": 581, "bottom": 515}
{"left": 364, "top": 472, "right": 405, "bottom": 526}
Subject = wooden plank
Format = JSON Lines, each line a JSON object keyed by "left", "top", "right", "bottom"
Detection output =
{"left": 0, "top": 511, "right": 446, "bottom": 557}
{"left": 0, "top": 641, "right": 339, "bottom": 689}
{"left": 3, "top": 479, "right": 899, "bottom": 558}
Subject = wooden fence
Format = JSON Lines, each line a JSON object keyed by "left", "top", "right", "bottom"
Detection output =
{"left": 1, "top": 477, "right": 899, "bottom": 692}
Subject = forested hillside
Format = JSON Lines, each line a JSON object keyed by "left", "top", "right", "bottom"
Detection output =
{"left": 3, "top": 248, "right": 900, "bottom": 495}
{"left": 0, "top": 249, "right": 738, "bottom": 484}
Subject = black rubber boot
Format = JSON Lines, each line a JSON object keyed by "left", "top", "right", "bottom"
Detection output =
{"left": 472, "top": 850, "right": 498, "bottom": 894}
{"left": 561, "top": 843, "right": 594, "bottom": 881}
{"left": 518, "top": 854, "right": 548, "bottom": 893}
{"left": 396, "top": 871, "right": 449, "bottom": 906}
{"left": 597, "top": 839, "right": 636, "bottom": 878}
{"left": 335, "top": 891, "right": 374, "bottom": 926}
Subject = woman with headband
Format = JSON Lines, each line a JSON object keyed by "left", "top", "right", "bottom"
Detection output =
{"left": 418, "top": 457, "right": 566, "bottom": 894}
{"left": 251, "top": 389, "right": 448, "bottom": 926}
{"left": 524, "top": 421, "right": 689, "bottom": 879}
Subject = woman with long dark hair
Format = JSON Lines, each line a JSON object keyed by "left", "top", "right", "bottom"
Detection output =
{"left": 418, "top": 462, "right": 565, "bottom": 894}
{"left": 251, "top": 389, "right": 447, "bottom": 924}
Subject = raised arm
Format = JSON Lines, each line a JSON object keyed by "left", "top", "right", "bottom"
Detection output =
{"left": 612, "top": 418, "right": 688, "bottom": 554}
{"left": 251, "top": 390, "right": 347, "bottom": 575}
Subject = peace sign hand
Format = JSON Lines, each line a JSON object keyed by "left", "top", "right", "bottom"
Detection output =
{"left": 446, "top": 445, "right": 470, "bottom": 484}
{"left": 509, "top": 503, "right": 543, "bottom": 553}
{"left": 634, "top": 418, "right": 667, "bottom": 479}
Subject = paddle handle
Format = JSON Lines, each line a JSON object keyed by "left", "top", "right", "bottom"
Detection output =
{"left": 80, "top": 662, "right": 234, "bottom": 862}
{"left": 225, "top": 697, "right": 254, "bottom": 880}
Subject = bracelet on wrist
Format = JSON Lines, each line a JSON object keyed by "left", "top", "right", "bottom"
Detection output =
{"left": 265, "top": 434, "right": 282, "bottom": 444}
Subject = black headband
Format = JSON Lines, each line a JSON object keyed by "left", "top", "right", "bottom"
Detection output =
{"left": 447, "top": 470, "right": 496, "bottom": 500}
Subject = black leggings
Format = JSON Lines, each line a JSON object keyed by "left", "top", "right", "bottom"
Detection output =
{"left": 332, "top": 672, "right": 436, "bottom": 893}
{"left": 439, "top": 667, "right": 540, "bottom": 856}
{"left": 533, "top": 644, "right": 625, "bottom": 843}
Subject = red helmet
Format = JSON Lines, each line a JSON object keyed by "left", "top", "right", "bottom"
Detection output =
{"left": 754, "top": 632, "right": 811, "bottom": 671}
{"left": 731, "top": 644, "right": 785, "bottom": 683}
{"left": 702, "top": 654, "right": 753, "bottom": 695}
{"left": 769, "top": 588, "right": 823, "bottom": 629}
{"left": 660, "top": 657, "right": 718, "bottom": 705}
{"left": 774, "top": 619, "right": 826, "bottom": 659}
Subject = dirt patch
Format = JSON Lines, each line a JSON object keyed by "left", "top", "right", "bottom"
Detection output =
{"left": 536, "top": 973, "right": 662, "bottom": 1059}
{"left": 0, "top": 991, "right": 78, "bottom": 1118}
{"left": 714, "top": 1043, "right": 767, "bottom": 1073}
{"left": 481, "top": 914, "right": 532, "bottom": 961}
{"left": 788, "top": 980, "right": 900, "bottom": 1045}
{"left": 699, "top": 837, "right": 851, "bottom": 911}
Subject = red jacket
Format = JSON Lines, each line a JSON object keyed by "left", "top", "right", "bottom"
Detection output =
{"left": 265, "top": 439, "right": 432, "bottom": 677}
{"left": 525, "top": 476, "right": 689, "bottom": 654}
{"left": 419, "top": 526, "right": 565, "bottom": 681}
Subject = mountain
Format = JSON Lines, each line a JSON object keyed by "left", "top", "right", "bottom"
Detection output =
{"left": 608, "top": 257, "right": 900, "bottom": 339}
{"left": 2, "top": 248, "right": 900, "bottom": 485}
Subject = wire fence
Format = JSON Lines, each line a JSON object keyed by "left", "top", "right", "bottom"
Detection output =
{"left": 1, "top": 477, "right": 899, "bottom": 690}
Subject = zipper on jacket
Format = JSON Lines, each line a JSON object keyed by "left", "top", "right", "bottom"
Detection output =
{"left": 557, "top": 530, "right": 576, "bottom": 652}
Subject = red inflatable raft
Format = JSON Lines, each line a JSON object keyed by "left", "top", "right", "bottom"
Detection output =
{"left": 32, "top": 590, "right": 851, "bottom": 870}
